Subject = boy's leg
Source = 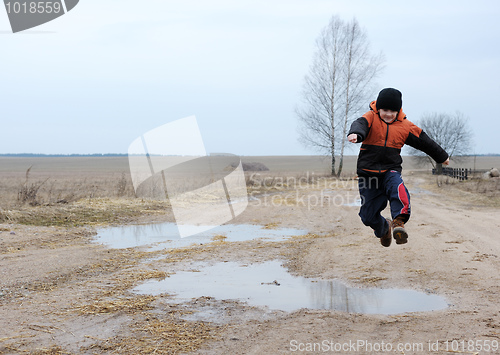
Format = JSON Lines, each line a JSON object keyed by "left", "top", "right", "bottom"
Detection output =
{"left": 384, "top": 171, "right": 410, "bottom": 244}
{"left": 358, "top": 176, "right": 390, "bottom": 238}
{"left": 384, "top": 170, "right": 411, "bottom": 221}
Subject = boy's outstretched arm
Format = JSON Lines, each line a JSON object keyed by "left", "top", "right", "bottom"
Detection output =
{"left": 405, "top": 124, "right": 449, "bottom": 165}
{"left": 347, "top": 117, "right": 370, "bottom": 143}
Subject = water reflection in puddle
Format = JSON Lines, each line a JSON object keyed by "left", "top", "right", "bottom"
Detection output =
{"left": 133, "top": 261, "right": 448, "bottom": 315}
{"left": 94, "top": 223, "right": 307, "bottom": 250}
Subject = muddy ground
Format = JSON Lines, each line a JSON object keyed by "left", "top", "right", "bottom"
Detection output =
{"left": 1, "top": 173, "right": 500, "bottom": 354}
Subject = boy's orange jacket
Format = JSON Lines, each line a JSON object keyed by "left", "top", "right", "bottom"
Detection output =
{"left": 348, "top": 101, "right": 449, "bottom": 176}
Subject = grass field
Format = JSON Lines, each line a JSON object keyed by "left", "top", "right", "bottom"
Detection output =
{"left": 2, "top": 154, "right": 497, "bottom": 174}
{"left": 0, "top": 155, "right": 498, "bottom": 226}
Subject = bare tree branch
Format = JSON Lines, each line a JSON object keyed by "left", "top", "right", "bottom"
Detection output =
{"left": 408, "top": 112, "right": 474, "bottom": 167}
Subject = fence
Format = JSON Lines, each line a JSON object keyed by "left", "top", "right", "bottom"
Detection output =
{"left": 432, "top": 167, "right": 470, "bottom": 181}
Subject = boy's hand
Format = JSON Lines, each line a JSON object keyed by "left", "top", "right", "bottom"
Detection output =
{"left": 348, "top": 134, "right": 358, "bottom": 143}
{"left": 442, "top": 158, "right": 450, "bottom": 165}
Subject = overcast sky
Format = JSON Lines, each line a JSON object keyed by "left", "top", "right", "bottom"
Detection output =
{"left": 1, "top": 0, "right": 499, "bottom": 156}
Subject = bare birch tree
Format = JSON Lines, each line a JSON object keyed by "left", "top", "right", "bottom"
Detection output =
{"left": 296, "top": 16, "right": 384, "bottom": 176}
{"left": 408, "top": 112, "right": 473, "bottom": 170}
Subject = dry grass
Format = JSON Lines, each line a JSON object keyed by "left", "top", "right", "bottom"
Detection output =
{"left": 0, "top": 172, "right": 135, "bottom": 208}
{"left": 0, "top": 227, "right": 93, "bottom": 255}
{"left": 0, "top": 158, "right": 334, "bottom": 227}
{"left": 263, "top": 222, "right": 280, "bottom": 229}
{"left": 74, "top": 295, "right": 159, "bottom": 315}
{"left": 8, "top": 345, "right": 71, "bottom": 355}
{"left": 82, "top": 314, "right": 222, "bottom": 355}
{"left": 460, "top": 178, "right": 500, "bottom": 197}
{"left": 102, "top": 268, "right": 171, "bottom": 296}
{"left": 211, "top": 234, "right": 227, "bottom": 243}
{"left": 2, "top": 156, "right": 497, "bottom": 227}
{"left": 414, "top": 172, "right": 500, "bottom": 207}
{"left": 0, "top": 198, "right": 171, "bottom": 227}
{"left": 0, "top": 160, "right": 169, "bottom": 226}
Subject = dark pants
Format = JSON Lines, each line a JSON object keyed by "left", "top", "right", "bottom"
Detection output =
{"left": 358, "top": 170, "right": 410, "bottom": 238}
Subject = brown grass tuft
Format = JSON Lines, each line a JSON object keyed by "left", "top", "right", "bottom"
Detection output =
{"left": 83, "top": 315, "right": 221, "bottom": 355}
{"left": 0, "top": 198, "right": 171, "bottom": 227}
{"left": 74, "top": 295, "right": 159, "bottom": 315}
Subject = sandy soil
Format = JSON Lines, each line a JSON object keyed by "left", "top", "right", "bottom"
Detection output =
{"left": 1, "top": 173, "right": 500, "bottom": 354}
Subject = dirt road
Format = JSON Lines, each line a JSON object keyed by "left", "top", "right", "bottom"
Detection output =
{"left": 1, "top": 173, "right": 499, "bottom": 354}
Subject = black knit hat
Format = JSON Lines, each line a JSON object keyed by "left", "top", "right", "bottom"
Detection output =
{"left": 376, "top": 88, "right": 402, "bottom": 112}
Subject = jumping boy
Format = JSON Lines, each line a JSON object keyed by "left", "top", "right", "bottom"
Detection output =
{"left": 347, "top": 88, "right": 449, "bottom": 247}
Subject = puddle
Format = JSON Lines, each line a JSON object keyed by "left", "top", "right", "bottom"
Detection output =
{"left": 94, "top": 223, "right": 307, "bottom": 250}
{"left": 133, "top": 261, "right": 448, "bottom": 315}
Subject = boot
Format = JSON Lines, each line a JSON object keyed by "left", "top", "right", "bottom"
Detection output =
{"left": 380, "top": 218, "right": 392, "bottom": 247}
{"left": 392, "top": 216, "right": 408, "bottom": 244}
